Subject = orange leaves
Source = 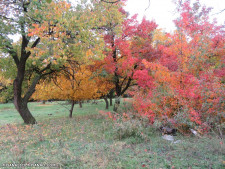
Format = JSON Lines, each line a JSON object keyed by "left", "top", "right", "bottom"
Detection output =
{"left": 33, "top": 63, "right": 111, "bottom": 102}
{"left": 86, "top": 49, "right": 93, "bottom": 57}
{"left": 27, "top": 24, "right": 40, "bottom": 37}
{"left": 27, "top": 0, "right": 72, "bottom": 64}
{"left": 142, "top": 59, "right": 178, "bottom": 86}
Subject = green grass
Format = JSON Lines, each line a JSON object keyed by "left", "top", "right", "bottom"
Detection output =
{"left": 0, "top": 100, "right": 110, "bottom": 125}
{"left": 0, "top": 100, "right": 224, "bottom": 168}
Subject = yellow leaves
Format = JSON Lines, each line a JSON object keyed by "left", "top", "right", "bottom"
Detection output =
{"left": 33, "top": 64, "right": 101, "bottom": 101}
{"left": 63, "top": 56, "right": 68, "bottom": 61}
{"left": 153, "top": 29, "right": 170, "bottom": 47}
{"left": 86, "top": 49, "right": 93, "bottom": 58}
{"left": 33, "top": 61, "right": 114, "bottom": 102}
{"left": 52, "top": 60, "right": 57, "bottom": 65}
{"left": 0, "top": 74, "right": 11, "bottom": 87}
{"left": 32, "top": 61, "right": 36, "bottom": 65}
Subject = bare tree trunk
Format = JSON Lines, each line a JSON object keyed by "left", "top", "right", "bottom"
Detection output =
{"left": 113, "top": 96, "right": 121, "bottom": 112}
{"left": 79, "top": 101, "right": 82, "bottom": 108}
{"left": 14, "top": 81, "right": 36, "bottom": 124}
{"left": 13, "top": 74, "right": 38, "bottom": 124}
{"left": 15, "top": 101, "right": 37, "bottom": 124}
{"left": 104, "top": 96, "right": 109, "bottom": 110}
{"left": 109, "top": 90, "right": 114, "bottom": 106}
{"left": 21, "top": 103, "right": 36, "bottom": 124}
{"left": 69, "top": 100, "right": 75, "bottom": 118}
{"left": 110, "top": 97, "right": 113, "bottom": 106}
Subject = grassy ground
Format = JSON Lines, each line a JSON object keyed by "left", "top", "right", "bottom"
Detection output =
{"left": 0, "top": 100, "right": 224, "bottom": 169}
{"left": 0, "top": 100, "right": 106, "bottom": 125}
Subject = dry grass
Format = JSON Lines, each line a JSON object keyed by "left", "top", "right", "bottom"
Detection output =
{"left": 0, "top": 101, "right": 224, "bottom": 168}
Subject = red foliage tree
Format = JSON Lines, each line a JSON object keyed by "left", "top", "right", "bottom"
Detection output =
{"left": 132, "top": 0, "right": 225, "bottom": 133}
{"left": 102, "top": 8, "right": 158, "bottom": 111}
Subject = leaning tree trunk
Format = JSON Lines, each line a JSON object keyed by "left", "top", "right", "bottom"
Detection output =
{"left": 113, "top": 96, "right": 121, "bottom": 112}
{"left": 69, "top": 100, "right": 75, "bottom": 118}
{"left": 17, "top": 101, "right": 36, "bottom": 124}
{"left": 13, "top": 76, "right": 37, "bottom": 124}
{"left": 103, "top": 96, "right": 109, "bottom": 110}
{"left": 10, "top": 19, "right": 41, "bottom": 124}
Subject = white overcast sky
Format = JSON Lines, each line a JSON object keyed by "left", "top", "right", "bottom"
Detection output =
{"left": 124, "top": 0, "right": 225, "bottom": 33}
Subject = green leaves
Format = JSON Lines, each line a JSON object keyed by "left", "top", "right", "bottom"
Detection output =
{"left": 46, "top": 0, "right": 52, "bottom": 3}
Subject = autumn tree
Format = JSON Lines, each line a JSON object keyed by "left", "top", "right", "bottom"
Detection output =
{"left": 132, "top": 0, "right": 225, "bottom": 133}
{"left": 90, "top": 60, "right": 114, "bottom": 109}
{"left": 96, "top": 1, "right": 157, "bottom": 111}
{"left": 33, "top": 63, "right": 104, "bottom": 117}
{"left": 0, "top": 0, "right": 94, "bottom": 124}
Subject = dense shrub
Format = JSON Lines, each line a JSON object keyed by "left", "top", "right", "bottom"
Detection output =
{"left": 131, "top": 1, "right": 225, "bottom": 134}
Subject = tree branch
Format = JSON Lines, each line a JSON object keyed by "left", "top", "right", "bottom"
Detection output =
{"left": 101, "top": 0, "right": 120, "bottom": 4}
{"left": 41, "top": 69, "right": 56, "bottom": 77}
{"left": 121, "top": 64, "right": 138, "bottom": 95}
{"left": 39, "top": 63, "right": 51, "bottom": 74}
{"left": 5, "top": 44, "right": 19, "bottom": 67}
{"left": 145, "top": 0, "right": 151, "bottom": 11}
{"left": 25, "top": 37, "right": 40, "bottom": 59}
{"left": 121, "top": 77, "right": 132, "bottom": 95}
{"left": 26, "top": 15, "right": 41, "bottom": 24}
{"left": 0, "top": 14, "right": 16, "bottom": 22}
{"left": 23, "top": 74, "right": 41, "bottom": 102}
{"left": 23, "top": 63, "right": 54, "bottom": 102}
{"left": 120, "top": 76, "right": 127, "bottom": 88}
{"left": 212, "top": 9, "right": 225, "bottom": 15}
{"left": 31, "top": 37, "right": 41, "bottom": 48}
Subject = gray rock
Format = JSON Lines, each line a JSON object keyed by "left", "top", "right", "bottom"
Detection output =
{"left": 162, "top": 134, "right": 174, "bottom": 141}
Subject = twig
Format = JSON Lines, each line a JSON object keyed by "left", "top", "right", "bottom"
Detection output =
{"left": 101, "top": 0, "right": 120, "bottom": 4}
{"left": 54, "top": 101, "right": 70, "bottom": 111}
{"left": 212, "top": 9, "right": 225, "bottom": 15}
{"left": 145, "top": 0, "right": 151, "bottom": 11}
